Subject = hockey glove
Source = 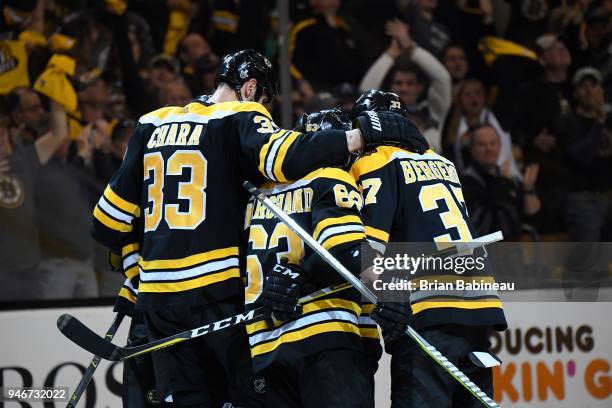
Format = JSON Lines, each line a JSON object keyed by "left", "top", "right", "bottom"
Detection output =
{"left": 371, "top": 302, "right": 412, "bottom": 343}
{"left": 262, "top": 260, "right": 309, "bottom": 322}
{"left": 354, "top": 110, "right": 429, "bottom": 153}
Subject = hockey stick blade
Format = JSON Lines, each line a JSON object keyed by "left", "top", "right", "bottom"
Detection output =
{"left": 470, "top": 351, "right": 502, "bottom": 368}
{"left": 57, "top": 314, "right": 119, "bottom": 360}
{"left": 58, "top": 308, "right": 263, "bottom": 361}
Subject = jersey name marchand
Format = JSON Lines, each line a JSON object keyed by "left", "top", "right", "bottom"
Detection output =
{"left": 244, "top": 168, "right": 366, "bottom": 372}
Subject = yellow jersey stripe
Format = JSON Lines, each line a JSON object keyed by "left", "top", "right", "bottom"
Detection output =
{"left": 412, "top": 299, "right": 503, "bottom": 314}
{"left": 313, "top": 215, "right": 362, "bottom": 241}
{"left": 359, "top": 327, "right": 381, "bottom": 339}
{"left": 258, "top": 130, "right": 288, "bottom": 179}
{"left": 104, "top": 186, "right": 141, "bottom": 217}
{"left": 94, "top": 206, "right": 133, "bottom": 233}
{"left": 251, "top": 321, "right": 360, "bottom": 356}
{"left": 118, "top": 287, "right": 137, "bottom": 303}
{"left": 301, "top": 167, "right": 359, "bottom": 188}
{"left": 246, "top": 297, "right": 361, "bottom": 333}
{"left": 140, "top": 101, "right": 272, "bottom": 124}
{"left": 350, "top": 146, "right": 437, "bottom": 178}
{"left": 122, "top": 243, "right": 139, "bottom": 256}
{"left": 125, "top": 265, "right": 139, "bottom": 280}
{"left": 322, "top": 232, "right": 365, "bottom": 251}
{"left": 272, "top": 131, "right": 300, "bottom": 182}
{"left": 361, "top": 303, "right": 375, "bottom": 314}
{"left": 139, "top": 247, "right": 239, "bottom": 270}
{"left": 365, "top": 225, "right": 389, "bottom": 243}
{"left": 138, "top": 268, "right": 240, "bottom": 293}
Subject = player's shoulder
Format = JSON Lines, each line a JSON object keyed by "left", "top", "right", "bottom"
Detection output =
{"left": 138, "top": 105, "right": 184, "bottom": 126}
{"left": 304, "top": 167, "right": 358, "bottom": 190}
{"left": 350, "top": 146, "right": 450, "bottom": 178}
{"left": 207, "top": 101, "right": 273, "bottom": 119}
{"left": 137, "top": 101, "right": 272, "bottom": 127}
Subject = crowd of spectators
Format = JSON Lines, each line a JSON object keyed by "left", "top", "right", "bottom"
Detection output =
{"left": 0, "top": 0, "right": 610, "bottom": 302}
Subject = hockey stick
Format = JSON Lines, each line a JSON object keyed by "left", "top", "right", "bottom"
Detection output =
{"left": 57, "top": 284, "right": 352, "bottom": 362}
{"left": 66, "top": 313, "right": 124, "bottom": 408}
{"left": 243, "top": 181, "right": 502, "bottom": 408}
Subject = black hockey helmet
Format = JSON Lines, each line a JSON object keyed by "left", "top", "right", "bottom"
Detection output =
{"left": 215, "top": 49, "right": 278, "bottom": 103}
{"left": 350, "top": 89, "right": 407, "bottom": 119}
{"left": 294, "top": 108, "right": 352, "bottom": 133}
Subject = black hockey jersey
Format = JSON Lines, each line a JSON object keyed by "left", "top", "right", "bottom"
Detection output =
{"left": 92, "top": 100, "right": 352, "bottom": 307}
{"left": 350, "top": 146, "right": 507, "bottom": 330}
{"left": 243, "top": 167, "right": 367, "bottom": 372}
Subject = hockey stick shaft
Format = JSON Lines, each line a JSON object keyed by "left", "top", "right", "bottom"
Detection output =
{"left": 243, "top": 181, "right": 501, "bottom": 408}
{"left": 66, "top": 313, "right": 124, "bottom": 408}
{"left": 58, "top": 284, "right": 352, "bottom": 361}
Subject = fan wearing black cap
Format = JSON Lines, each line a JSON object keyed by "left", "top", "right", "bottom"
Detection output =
{"left": 90, "top": 48, "right": 431, "bottom": 407}
{"left": 560, "top": 66, "right": 612, "bottom": 243}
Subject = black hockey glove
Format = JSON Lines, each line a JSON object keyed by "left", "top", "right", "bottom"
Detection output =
{"left": 371, "top": 302, "right": 412, "bottom": 343}
{"left": 354, "top": 110, "right": 429, "bottom": 154}
{"left": 262, "top": 260, "right": 309, "bottom": 322}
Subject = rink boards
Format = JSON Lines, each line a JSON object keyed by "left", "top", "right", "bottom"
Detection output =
{"left": 0, "top": 297, "right": 610, "bottom": 407}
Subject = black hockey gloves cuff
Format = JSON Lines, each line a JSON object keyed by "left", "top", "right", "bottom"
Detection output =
{"left": 354, "top": 110, "right": 429, "bottom": 154}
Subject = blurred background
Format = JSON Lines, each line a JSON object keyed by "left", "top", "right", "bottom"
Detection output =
{"left": 0, "top": 0, "right": 610, "bottom": 304}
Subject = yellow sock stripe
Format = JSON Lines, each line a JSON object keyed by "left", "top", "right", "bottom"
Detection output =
{"left": 321, "top": 232, "right": 366, "bottom": 251}
{"left": 94, "top": 206, "right": 132, "bottom": 233}
{"left": 365, "top": 225, "right": 389, "bottom": 243}
{"left": 138, "top": 268, "right": 240, "bottom": 293}
{"left": 411, "top": 299, "right": 503, "bottom": 315}
{"left": 139, "top": 246, "right": 239, "bottom": 270}
{"left": 272, "top": 131, "right": 300, "bottom": 182}
{"left": 104, "top": 186, "right": 141, "bottom": 217}
{"left": 313, "top": 215, "right": 362, "bottom": 241}
{"left": 251, "top": 321, "right": 360, "bottom": 356}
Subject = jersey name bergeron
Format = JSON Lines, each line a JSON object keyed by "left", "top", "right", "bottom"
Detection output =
{"left": 399, "top": 159, "right": 460, "bottom": 185}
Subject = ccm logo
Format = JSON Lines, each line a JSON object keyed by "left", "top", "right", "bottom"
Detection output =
{"left": 273, "top": 264, "right": 299, "bottom": 279}
{"left": 367, "top": 111, "right": 382, "bottom": 131}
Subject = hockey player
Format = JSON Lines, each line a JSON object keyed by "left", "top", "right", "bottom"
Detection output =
{"left": 243, "top": 109, "right": 391, "bottom": 407}
{"left": 109, "top": 219, "right": 159, "bottom": 407}
{"left": 91, "top": 49, "right": 431, "bottom": 407}
{"left": 294, "top": 110, "right": 384, "bottom": 401}
{"left": 349, "top": 90, "right": 508, "bottom": 408}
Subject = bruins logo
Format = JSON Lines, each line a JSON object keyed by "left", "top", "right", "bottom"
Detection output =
{"left": 0, "top": 174, "right": 25, "bottom": 209}
{"left": 0, "top": 42, "right": 18, "bottom": 76}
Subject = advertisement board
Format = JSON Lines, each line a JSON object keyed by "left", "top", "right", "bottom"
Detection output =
{"left": 1, "top": 302, "right": 610, "bottom": 407}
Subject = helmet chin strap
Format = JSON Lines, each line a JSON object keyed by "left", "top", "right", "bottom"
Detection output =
{"left": 235, "top": 85, "right": 244, "bottom": 102}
